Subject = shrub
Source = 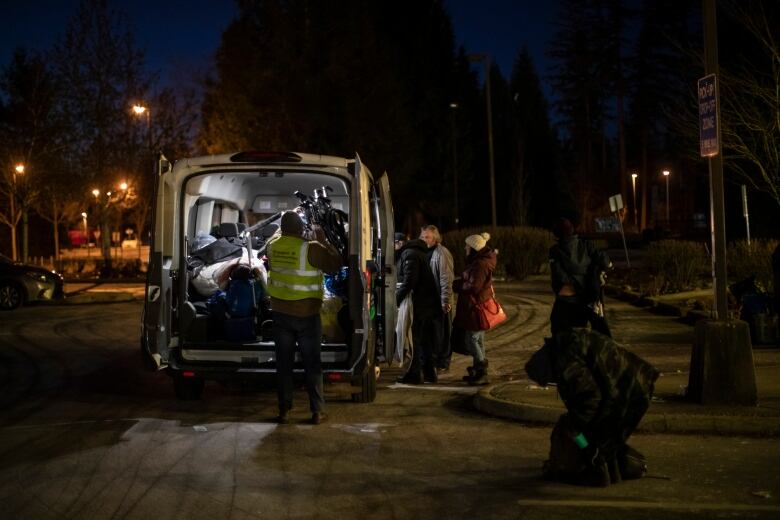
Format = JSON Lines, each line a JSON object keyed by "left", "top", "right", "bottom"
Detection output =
{"left": 442, "top": 226, "right": 554, "bottom": 280}
{"left": 727, "top": 239, "right": 779, "bottom": 293}
{"left": 645, "top": 240, "right": 709, "bottom": 293}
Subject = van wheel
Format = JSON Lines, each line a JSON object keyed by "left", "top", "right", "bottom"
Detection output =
{"left": 173, "top": 375, "right": 205, "bottom": 400}
{"left": 351, "top": 358, "right": 377, "bottom": 403}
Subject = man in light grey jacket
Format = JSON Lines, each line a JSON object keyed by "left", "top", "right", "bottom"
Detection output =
{"left": 420, "top": 225, "right": 455, "bottom": 372}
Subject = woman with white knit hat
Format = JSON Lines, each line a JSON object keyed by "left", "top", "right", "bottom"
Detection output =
{"left": 453, "top": 231, "right": 497, "bottom": 385}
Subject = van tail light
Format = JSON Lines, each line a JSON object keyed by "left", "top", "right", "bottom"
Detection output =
{"left": 182, "top": 371, "right": 196, "bottom": 378}
{"left": 327, "top": 373, "right": 343, "bottom": 382}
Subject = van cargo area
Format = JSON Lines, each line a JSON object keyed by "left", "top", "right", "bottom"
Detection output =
{"left": 141, "top": 152, "right": 396, "bottom": 403}
{"left": 179, "top": 170, "right": 354, "bottom": 365}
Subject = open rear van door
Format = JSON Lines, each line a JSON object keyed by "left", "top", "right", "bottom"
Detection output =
{"left": 374, "top": 172, "right": 396, "bottom": 365}
{"left": 348, "top": 154, "right": 371, "bottom": 351}
{"left": 141, "top": 154, "right": 174, "bottom": 369}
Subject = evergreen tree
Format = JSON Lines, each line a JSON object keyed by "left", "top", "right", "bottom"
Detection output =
{"left": 200, "top": 0, "right": 474, "bottom": 229}
{"left": 548, "top": 0, "right": 612, "bottom": 224}
{"left": 508, "top": 47, "right": 560, "bottom": 228}
{"left": 627, "top": 0, "right": 700, "bottom": 230}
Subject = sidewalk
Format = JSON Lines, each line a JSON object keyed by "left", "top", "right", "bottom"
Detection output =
{"left": 471, "top": 280, "right": 780, "bottom": 437}
{"left": 60, "top": 281, "right": 145, "bottom": 304}
{"left": 474, "top": 366, "right": 780, "bottom": 436}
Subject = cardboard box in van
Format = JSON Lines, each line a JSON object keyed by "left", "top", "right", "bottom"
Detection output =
{"left": 140, "top": 152, "right": 397, "bottom": 403}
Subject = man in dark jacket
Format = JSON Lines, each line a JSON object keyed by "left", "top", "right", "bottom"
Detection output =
{"left": 526, "top": 329, "right": 659, "bottom": 486}
{"left": 396, "top": 237, "right": 441, "bottom": 384}
{"left": 549, "top": 214, "right": 612, "bottom": 336}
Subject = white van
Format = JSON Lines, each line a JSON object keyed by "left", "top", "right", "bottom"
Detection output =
{"left": 141, "top": 151, "right": 397, "bottom": 403}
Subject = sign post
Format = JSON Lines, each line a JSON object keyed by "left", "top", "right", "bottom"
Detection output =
{"left": 609, "top": 194, "right": 630, "bottom": 268}
{"left": 687, "top": 0, "right": 756, "bottom": 407}
{"left": 698, "top": 71, "right": 728, "bottom": 320}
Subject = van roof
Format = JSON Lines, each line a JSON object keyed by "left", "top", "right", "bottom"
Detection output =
{"left": 176, "top": 152, "right": 351, "bottom": 170}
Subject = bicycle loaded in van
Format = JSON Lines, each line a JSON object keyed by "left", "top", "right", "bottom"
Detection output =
{"left": 141, "top": 152, "right": 397, "bottom": 403}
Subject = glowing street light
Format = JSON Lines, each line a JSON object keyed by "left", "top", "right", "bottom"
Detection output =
{"left": 92, "top": 189, "right": 100, "bottom": 198}
{"left": 14, "top": 164, "right": 25, "bottom": 174}
{"left": 663, "top": 170, "right": 671, "bottom": 223}
{"left": 631, "top": 172, "right": 638, "bottom": 229}
{"left": 119, "top": 181, "right": 128, "bottom": 191}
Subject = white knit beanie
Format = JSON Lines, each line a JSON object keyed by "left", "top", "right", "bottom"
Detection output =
{"left": 465, "top": 232, "right": 490, "bottom": 251}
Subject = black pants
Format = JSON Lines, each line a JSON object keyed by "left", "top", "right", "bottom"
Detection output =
{"left": 408, "top": 314, "right": 435, "bottom": 374}
{"left": 551, "top": 298, "right": 611, "bottom": 337}
{"left": 550, "top": 298, "right": 590, "bottom": 336}
{"left": 429, "top": 310, "right": 453, "bottom": 369}
{"left": 273, "top": 311, "right": 324, "bottom": 414}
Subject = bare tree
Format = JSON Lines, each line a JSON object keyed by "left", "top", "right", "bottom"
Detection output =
{"left": 0, "top": 49, "right": 59, "bottom": 261}
{"left": 52, "top": 0, "right": 150, "bottom": 273}
{"left": 720, "top": 1, "right": 780, "bottom": 206}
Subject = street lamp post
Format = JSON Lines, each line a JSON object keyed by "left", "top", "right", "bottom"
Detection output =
{"left": 81, "top": 212, "right": 89, "bottom": 256}
{"left": 13, "top": 164, "right": 27, "bottom": 262}
{"left": 132, "top": 103, "right": 152, "bottom": 152}
{"left": 663, "top": 170, "right": 671, "bottom": 224}
{"left": 450, "top": 102, "right": 459, "bottom": 228}
{"left": 467, "top": 53, "right": 497, "bottom": 228}
{"left": 631, "top": 173, "right": 638, "bottom": 229}
{"left": 9, "top": 165, "right": 20, "bottom": 260}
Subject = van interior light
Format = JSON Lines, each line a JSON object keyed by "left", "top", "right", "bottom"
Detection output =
{"left": 182, "top": 371, "right": 196, "bottom": 378}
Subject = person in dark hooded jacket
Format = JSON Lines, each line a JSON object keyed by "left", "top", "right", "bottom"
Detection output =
{"left": 549, "top": 214, "right": 612, "bottom": 337}
{"left": 396, "top": 237, "right": 441, "bottom": 384}
{"left": 453, "top": 232, "right": 497, "bottom": 385}
{"left": 525, "top": 328, "right": 659, "bottom": 486}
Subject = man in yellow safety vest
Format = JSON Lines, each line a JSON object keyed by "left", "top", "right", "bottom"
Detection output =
{"left": 267, "top": 211, "right": 341, "bottom": 425}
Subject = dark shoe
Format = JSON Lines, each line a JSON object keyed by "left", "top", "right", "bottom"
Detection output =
{"left": 462, "top": 366, "right": 475, "bottom": 382}
{"left": 468, "top": 360, "right": 490, "bottom": 386}
{"left": 397, "top": 372, "right": 423, "bottom": 385}
{"left": 309, "top": 412, "right": 327, "bottom": 425}
{"left": 468, "top": 371, "right": 490, "bottom": 386}
{"left": 276, "top": 411, "right": 290, "bottom": 424}
{"left": 423, "top": 366, "right": 438, "bottom": 383}
{"left": 581, "top": 462, "right": 611, "bottom": 487}
{"left": 608, "top": 458, "right": 622, "bottom": 484}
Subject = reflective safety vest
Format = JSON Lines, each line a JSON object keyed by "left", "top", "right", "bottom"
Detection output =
{"left": 266, "top": 235, "right": 323, "bottom": 301}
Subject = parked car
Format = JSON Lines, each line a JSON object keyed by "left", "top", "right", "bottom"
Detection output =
{"left": 0, "top": 253, "right": 64, "bottom": 310}
{"left": 141, "top": 151, "right": 397, "bottom": 402}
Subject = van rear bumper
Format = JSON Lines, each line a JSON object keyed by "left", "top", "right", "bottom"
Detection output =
{"left": 167, "top": 346, "right": 370, "bottom": 386}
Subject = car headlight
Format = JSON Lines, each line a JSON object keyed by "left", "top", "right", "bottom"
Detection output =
{"left": 25, "top": 271, "right": 49, "bottom": 283}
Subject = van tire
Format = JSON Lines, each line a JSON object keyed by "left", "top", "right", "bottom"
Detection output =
{"left": 351, "top": 358, "right": 377, "bottom": 403}
{"left": 173, "top": 375, "right": 205, "bottom": 400}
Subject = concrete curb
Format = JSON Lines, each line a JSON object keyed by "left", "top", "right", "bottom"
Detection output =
{"left": 473, "top": 383, "right": 780, "bottom": 437}
{"left": 60, "top": 292, "right": 137, "bottom": 305}
{"left": 604, "top": 285, "right": 711, "bottom": 323}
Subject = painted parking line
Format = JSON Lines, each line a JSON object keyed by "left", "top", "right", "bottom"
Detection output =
{"left": 386, "top": 383, "right": 480, "bottom": 394}
{"left": 516, "top": 499, "right": 780, "bottom": 512}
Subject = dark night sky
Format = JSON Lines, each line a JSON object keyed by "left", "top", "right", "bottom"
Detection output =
{"left": 0, "top": 0, "right": 559, "bottom": 96}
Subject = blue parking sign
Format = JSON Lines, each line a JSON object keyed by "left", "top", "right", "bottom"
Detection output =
{"left": 699, "top": 74, "right": 719, "bottom": 157}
